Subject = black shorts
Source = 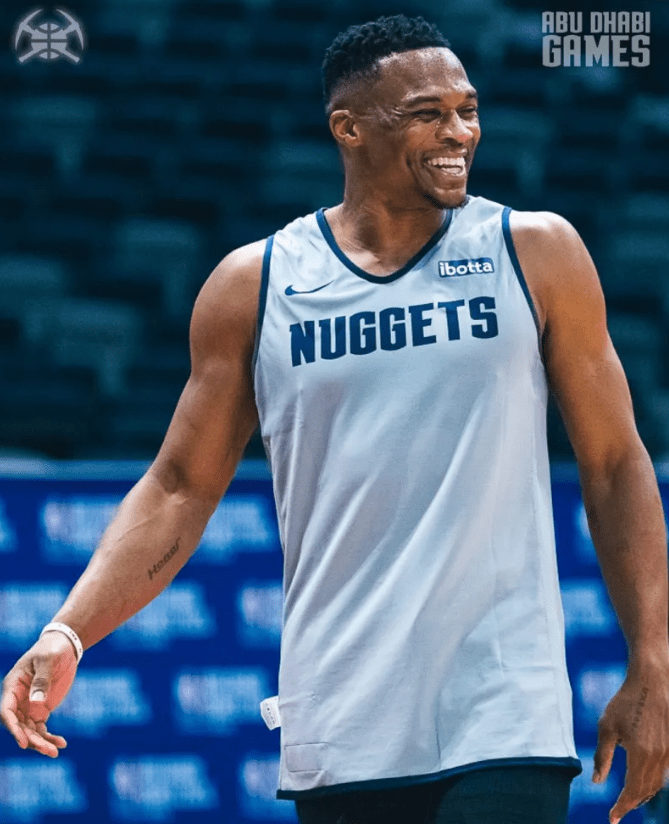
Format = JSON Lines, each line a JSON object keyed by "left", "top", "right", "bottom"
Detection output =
{"left": 294, "top": 765, "right": 575, "bottom": 824}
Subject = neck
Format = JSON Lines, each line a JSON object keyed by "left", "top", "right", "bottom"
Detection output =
{"left": 326, "top": 185, "right": 449, "bottom": 276}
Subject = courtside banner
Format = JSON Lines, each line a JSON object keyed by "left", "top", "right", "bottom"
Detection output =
{"left": 0, "top": 459, "right": 665, "bottom": 824}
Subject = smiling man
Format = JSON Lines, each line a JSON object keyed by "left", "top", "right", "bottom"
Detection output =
{"left": 2, "top": 14, "right": 669, "bottom": 824}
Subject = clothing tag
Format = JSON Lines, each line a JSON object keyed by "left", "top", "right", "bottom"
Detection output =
{"left": 260, "top": 696, "right": 281, "bottom": 730}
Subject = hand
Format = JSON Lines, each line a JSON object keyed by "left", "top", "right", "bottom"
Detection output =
{"left": 0, "top": 632, "right": 79, "bottom": 757}
{"left": 593, "top": 662, "right": 669, "bottom": 824}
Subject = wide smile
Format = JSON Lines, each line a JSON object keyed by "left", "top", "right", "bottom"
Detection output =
{"left": 423, "top": 155, "right": 467, "bottom": 179}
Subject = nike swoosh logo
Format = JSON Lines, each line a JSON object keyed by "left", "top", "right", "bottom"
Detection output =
{"left": 285, "top": 280, "right": 333, "bottom": 296}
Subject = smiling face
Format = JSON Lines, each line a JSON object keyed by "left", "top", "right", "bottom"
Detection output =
{"left": 329, "top": 48, "right": 481, "bottom": 210}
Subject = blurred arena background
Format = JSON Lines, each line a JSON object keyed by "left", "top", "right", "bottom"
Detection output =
{"left": 0, "top": 0, "right": 667, "bottom": 463}
{"left": 0, "top": 0, "right": 667, "bottom": 821}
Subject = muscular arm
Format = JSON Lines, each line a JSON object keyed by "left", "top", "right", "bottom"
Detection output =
{"left": 512, "top": 212, "right": 669, "bottom": 819}
{"left": 0, "top": 241, "right": 265, "bottom": 757}
{"left": 53, "top": 240, "right": 264, "bottom": 649}
{"left": 512, "top": 211, "right": 668, "bottom": 667}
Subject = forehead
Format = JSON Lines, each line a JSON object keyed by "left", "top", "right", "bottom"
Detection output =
{"left": 374, "top": 48, "right": 474, "bottom": 105}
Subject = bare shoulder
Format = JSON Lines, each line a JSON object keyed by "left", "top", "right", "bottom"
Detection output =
{"left": 194, "top": 239, "right": 265, "bottom": 326}
{"left": 508, "top": 209, "right": 599, "bottom": 333}
{"left": 190, "top": 239, "right": 266, "bottom": 367}
{"left": 150, "top": 240, "right": 266, "bottom": 500}
{"left": 509, "top": 210, "right": 586, "bottom": 266}
{"left": 509, "top": 209, "right": 575, "bottom": 237}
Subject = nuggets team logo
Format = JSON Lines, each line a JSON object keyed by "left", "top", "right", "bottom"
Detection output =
{"left": 438, "top": 257, "right": 495, "bottom": 277}
{"left": 13, "top": 8, "right": 86, "bottom": 65}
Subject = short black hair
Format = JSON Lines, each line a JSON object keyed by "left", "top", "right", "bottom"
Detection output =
{"left": 322, "top": 15, "right": 450, "bottom": 110}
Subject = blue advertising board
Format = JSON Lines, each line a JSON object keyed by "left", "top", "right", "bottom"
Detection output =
{"left": 0, "top": 458, "right": 666, "bottom": 823}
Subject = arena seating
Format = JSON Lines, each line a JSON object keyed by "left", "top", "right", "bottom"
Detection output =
{"left": 0, "top": 0, "right": 667, "bottom": 462}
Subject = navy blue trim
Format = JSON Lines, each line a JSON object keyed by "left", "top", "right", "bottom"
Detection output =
{"left": 276, "top": 755, "right": 582, "bottom": 800}
{"left": 501, "top": 207, "right": 542, "bottom": 354}
{"left": 316, "top": 208, "right": 453, "bottom": 284}
{"left": 251, "top": 235, "right": 274, "bottom": 374}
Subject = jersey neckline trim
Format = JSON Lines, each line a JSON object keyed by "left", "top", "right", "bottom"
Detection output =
{"left": 316, "top": 207, "right": 454, "bottom": 284}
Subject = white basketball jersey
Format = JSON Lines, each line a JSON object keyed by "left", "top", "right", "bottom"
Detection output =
{"left": 253, "top": 196, "right": 582, "bottom": 799}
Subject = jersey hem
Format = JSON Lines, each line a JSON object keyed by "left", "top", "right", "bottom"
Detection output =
{"left": 276, "top": 755, "right": 583, "bottom": 799}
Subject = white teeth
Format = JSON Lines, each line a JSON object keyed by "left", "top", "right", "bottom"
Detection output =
{"left": 427, "top": 157, "right": 465, "bottom": 168}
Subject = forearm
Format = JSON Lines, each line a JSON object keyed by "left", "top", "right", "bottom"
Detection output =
{"left": 580, "top": 447, "right": 669, "bottom": 669}
{"left": 52, "top": 469, "right": 217, "bottom": 650}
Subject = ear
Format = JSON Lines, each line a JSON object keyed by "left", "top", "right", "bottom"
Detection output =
{"left": 329, "top": 109, "right": 362, "bottom": 148}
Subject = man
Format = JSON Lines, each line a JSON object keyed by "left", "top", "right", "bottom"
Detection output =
{"left": 2, "top": 14, "right": 668, "bottom": 824}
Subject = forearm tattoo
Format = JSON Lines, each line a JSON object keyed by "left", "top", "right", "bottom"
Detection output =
{"left": 147, "top": 537, "right": 181, "bottom": 581}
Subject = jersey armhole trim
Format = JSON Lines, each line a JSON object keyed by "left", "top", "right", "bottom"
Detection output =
{"left": 252, "top": 234, "right": 274, "bottom": 375}
{"left": 501, "top": 206, "right": 542, "bottom": 353}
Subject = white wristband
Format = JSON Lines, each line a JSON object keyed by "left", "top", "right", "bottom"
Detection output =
{"left": 40, "top": 623, "right": 84, "bottom": 664}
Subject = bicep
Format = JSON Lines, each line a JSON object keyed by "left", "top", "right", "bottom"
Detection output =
{"left": 546, "top": 314, "right": 639, "bottom": 473}
{"left": 149, "top": 245, "right": 263, "bottom": 504}
{"left": 515, "top": 212, "right": 642, "bottom": 473}
{"left": 154, "top": 356, "right": 259, "bottom": 506}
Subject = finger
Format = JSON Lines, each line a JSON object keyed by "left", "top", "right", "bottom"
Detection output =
{"left": 611, "top": 793, "right": 647, "bottom": 824}
{"left": 36, "top": 722, "right": 67, "bottom": 749}
{"left": 23, "top": 725, "right": 59, "bottom": 758}
{"left": 28, "top": 693, "right": 51, "bottom": 724}
{"left": 0, "top": 707, "right": 29, "bottom": 749}
{"left": 593, "top": 729, "right": 620, "bottom": 783}
{"left": 22, "top": 716, "right": 56, "bottom": 752}
{"left": 636, "top": 793, "right": 656, "bottom": 809}
{"left": 24, "top": 716, "right": 66, "bottom": 749}
{"left": 0, "top": 680, "right": 29, "bottom": 749}
{"left": 29, "top": 654, "right": 57, "bottom": 705}
{"left": 609, "top": 755, "right": 656, "bottom": 824}
{"left": 643, "top": 758, "right": 668, "bottom": 804}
